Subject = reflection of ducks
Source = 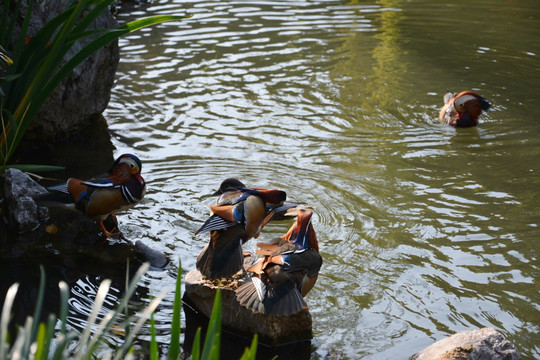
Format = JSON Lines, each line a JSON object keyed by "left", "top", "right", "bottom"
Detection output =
{"left": 439, "top": 90, "right": 491, "bottom": 127}
{"left": 42, "top": 154, "right": 146, "bottom": 237}
{"left": 236, "top": 209, "right": 322, "bottom": 316}
{"left": 195, "top": 178, "right": 287, "bottom": 279}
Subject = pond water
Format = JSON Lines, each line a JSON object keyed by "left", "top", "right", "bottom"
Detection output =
{"left": 4, "top": 0, "right": 540, "bottom": 359}
{"left": 103, "top": 0, "right": 540, "bottom": 358}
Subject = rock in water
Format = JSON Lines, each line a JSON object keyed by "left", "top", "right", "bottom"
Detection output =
{"left": 135, "top": 240, "right": 168, "bottom": 268}
{"left": 410, "top": 327, "right": 521, "bottom": 360}
{"left": 183, "top": 267, "right": 313, "bottom": 346}
{"left": 3, "top": 169, "right": 48, "bottom": 232}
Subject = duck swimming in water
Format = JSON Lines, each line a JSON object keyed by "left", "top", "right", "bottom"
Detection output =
{"left": 439, "top": 90, "right": 491, "bottom": 127}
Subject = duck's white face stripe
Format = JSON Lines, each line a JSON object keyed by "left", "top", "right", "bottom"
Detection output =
{"left": 119, "top": 157, "right": 139, "bottom": 172}
{"left": 454, "top": 94, "right": 478, "bottom": 111}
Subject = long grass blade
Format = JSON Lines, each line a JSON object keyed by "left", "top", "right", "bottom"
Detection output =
{"left": 190, "top": 328, "right": 201, "bottom": 360}
{"left": 24, "top": 266, "right": 46, "bottom": 357}
{"left": 75, "top": 279, "right": 112, "bottom": 356}
{"left": 2, "top": 0, "right": 32, "bottom": 105}
{"left": 51, "top": 333, "right": 78, "bottom": 360}
{"left": 40, "top": 14, "right": 190, "bottom": 108}
{"left": 6, "top": 0, "right": 30, "bottom": 67}
{"left": 34, "top": 323, "right": 47, "bottom": 360}
{"left": 201, "top": 288, "right": 221, "bottom": 360}
{"left": 58, "top": 281, "right": 70, "bottom": 335}
{"left": 72, "top": 0, "right": 115, "bottom": 34}
{"left": 114, "top": 287, "right": 170, "bottom": 360}
{"left": 239, "top": 334, "right": 258, "bottom": 360}
{"left": 83, "top": 311, "right": 113, "bottom": 360}
{"left": 9, "top": 315, "right": 32, "bottom": 360}
{"left": 124, "top": 258, "right": 131, "bottom": 341}
{"left": 0, "top": 283, "right": 19, "bottom": 359}
{"left": 168, "top": 260, "right": 182, "bottom": 360}
{"left": 0, "top": 164, "right": 65, "bottom": 172}
{"left": 37, "top": 314, "right": 57, "bottom": 360}
{"left": 84, "top": 262, "right": 150, "bottom": 358}
{"left": 149, "top": 313, "right": 158, "bottom": 360}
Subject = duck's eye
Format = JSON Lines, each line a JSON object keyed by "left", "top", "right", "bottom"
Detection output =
{"left": 130, "top": 163, "right": 135, "bottom": 168}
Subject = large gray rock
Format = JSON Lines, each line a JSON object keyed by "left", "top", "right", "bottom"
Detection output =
{"left": 3, "top": 168, "right": 48, "bottom": 232}
{"left": 0, "top": 0, "right": 119, "bottom": 142}
{"left": 410, "top": 327, "right": 521, "bottom": 360}
{"left": 184, "top": 265, "right": 313, "bottom": 346}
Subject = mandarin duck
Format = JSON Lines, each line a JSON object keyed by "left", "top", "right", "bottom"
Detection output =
{"left": 235, "top": 209, "right": 322, "bottom": 316}
{"left": 439, "top": 90, "right": 491, "bottom": 127}
{"left": 41, "top": 154, "right": 146, "bottom": 237}
{"left": 195, "top": 178, "right": 290, "bottom": 279}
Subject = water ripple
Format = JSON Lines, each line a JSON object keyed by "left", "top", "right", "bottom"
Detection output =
{"left": 100, "top": 0, "right": 540, "bottom": 358}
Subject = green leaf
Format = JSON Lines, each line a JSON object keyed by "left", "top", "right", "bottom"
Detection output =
{"left": 239, "top": 334, "right": 258, "bottom": 360}
{"left": 0, "top": 283, "right": 19, "bottom": 359}
{"left": 1, "top": 10, "right": 190, "bottom": 165}
{"left": 58, "top": 282, "right": 69, "bottom": 335}
{"left": 168, "top": 259, "right": 183, "bottom": 360}
{"left": 40, "top": 314, "right": 57, "bottom": 360}
{"left": 24, "top": 266, "right": 47, "bottom": 357}
{"left": 0, "top": 164, "right": 65, "bottom": 172}
{"left": 41, "top": 14, "right": 191, "bottom": 105}
{"left": 201, "top": 288, "right": 222, "bottom": 360}
{"left": 191, "top": 328, "right": 202, "bottom": 360}
{"left": 150, "top": 313, "right": 158, "bottom": 360}
{"left": 35, "top": 323, "right": 47, "bottom": 360}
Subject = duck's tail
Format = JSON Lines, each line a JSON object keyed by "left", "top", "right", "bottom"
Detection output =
{"left": 196, "top": 230, "right": 243, "bottom": 279}
{"left": 235, "top": 277, "right": 307, "bottom": 316}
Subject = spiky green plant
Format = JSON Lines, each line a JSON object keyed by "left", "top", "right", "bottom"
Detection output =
{"left": 168, "top": 263, "right": 182, "bottom": 360}
{"left": 0, "top": 263, "right": 166, "bottom": 360}
{"left": 0, "top": 259, "right": 259, "bottom": 360}
{"left": 0, "top": 0, "right": 189, "bottom": 167}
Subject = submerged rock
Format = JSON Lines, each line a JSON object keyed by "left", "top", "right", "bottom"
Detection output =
{"left": 135, "top": 240, "right": 168, "bottom": 268}
{"left": 183, "top": 263, "right": 313, "bottom": 346}
{"left": 410, "top": 327, "right": 521, "bottom": 360}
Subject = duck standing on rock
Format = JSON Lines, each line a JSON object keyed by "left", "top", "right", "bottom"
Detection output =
{"left": 40, "top": 154, "right": 146, "bottom": 237}
{"left": 439, "top": 90, "right": 491, "bottom": 127}
{"left": 236, "top": 209, "right": 322, "bottom": 316}
{"left": 195, "top": 178, "right": 288, "bottom": 279}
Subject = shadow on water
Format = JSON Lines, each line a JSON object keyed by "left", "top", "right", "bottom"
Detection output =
{"left": 0, "top": 211, "right": 151, "bottom": 341}
{"left": 0, "top": 115, "right": 152, "bottom": 348}
{"left": 9, "top": 115, "right": 116, "bottom": 180}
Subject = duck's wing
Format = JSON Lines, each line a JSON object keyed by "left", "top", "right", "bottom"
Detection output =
{"left": 194, "top": 213, "right": 238, "bottom": 235}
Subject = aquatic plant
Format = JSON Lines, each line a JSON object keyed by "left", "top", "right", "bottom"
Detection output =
{"left": 0, "top": 261, "right": 258, "bottom": 360}
{"left": 0, "top": 0, "right": 189, "bottom": 167}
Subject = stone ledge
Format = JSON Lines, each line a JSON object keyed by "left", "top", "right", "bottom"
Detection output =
{"left": 183, "top": 266, "right": 313, "bottom": 347}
